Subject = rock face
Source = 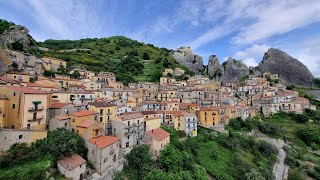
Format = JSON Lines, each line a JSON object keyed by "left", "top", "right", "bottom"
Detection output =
{"left": 258, "top": 48, "right": 314, "bottom": 86}
{"left": 223, "top": 57, "right": 249, "bottom": 82}
{"left": 207, "top": 56, "right": 249, "bottom": 83}
{"left": 0, "top": 50, "right": 13, "bottom": 75}
{"left": 208, "top": 55, "right": 224, "bottom": 81}
{"left": 172, "top": 46, "right": 204, "bottom": 74}
{"left": 0, "top": 25, "right": 31, "bottom": 49}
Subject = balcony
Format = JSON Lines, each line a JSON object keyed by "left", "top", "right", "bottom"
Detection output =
{"left": 107, "top": 112, "right": 112, "bottom": 115}
{"left": 28, "top": 106, "right": 44, "bottom": 112}
{"left": 27, "top": 115, "right": 44, "bottom": 122}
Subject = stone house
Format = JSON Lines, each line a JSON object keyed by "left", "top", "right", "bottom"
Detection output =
{"left": 49, "top": 115, "right": 70, "bottom": 131}
{"left": 87, "top": 136, "right": 120, "bottom": 175}
{"left": 142, "top": 128, "right": 170, "bottom": 157}
{"left": 57, "top": 154, "right": 87, "bottom": 180}
{"left": 111, "top": 112, "right": 144, "bottom": 153}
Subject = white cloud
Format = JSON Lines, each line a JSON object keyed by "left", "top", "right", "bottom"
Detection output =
{"left": 233, "top": 44, "right": 270, "bottom": 67}
{"left": 7, "top": 0, "right": 105, "bottom": 40}
{"left": 188, "top": 23, "right": 234, "bottom": 49}
{"left": 233, "top": 0, "right": 320, "bottom": 44}
{"left": 288, "top": 38, "right": 320, "bottom": 77}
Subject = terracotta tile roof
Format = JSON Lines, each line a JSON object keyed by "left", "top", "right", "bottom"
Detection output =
{"left": 144, "top": 116, "right": 160, "bottom": 121}
{"left": 88, "top": 101, "right": 116, "bottom": 107}
{"left": 146, "top": 128, "right": 170, "bottom": 142}
{"left": 119, "top": 112, "right": 143, "bottom": 120}
{"left": 88, "top": 136, "right": 119, "bottom": 149}
{"left": 200, "top": 106, "right": 223, "bottom": 111}
{"left": 141, "top": 111, "right": 157, "bottom": 115}
{"left": 70, "top": 110, "right": 97, "bottom": 117}
{"left": 57, "top": 154, "right": 86, "bottom": 171}
{"left": 181, "top": 112, "right": 196, "bottom": 117}
{"left": 77, "top": 120, "right": 96, "bottom": 128}
{"left": 5, "top": 86, "right": 47, "bottom": 94}
{"left": 0, "top": 77, "right": 20, "bottom": 84}
{"left": 27, "top": 83, "right": 54, "bottom": 88}
{"left": 69, "top": 84, "right": 85, "bottom": 88}
{"left": 54, "top": 115, "right": 70, "bottom": 120}
{"left": 50, "top": 102, "right": 71, "bottom": 109}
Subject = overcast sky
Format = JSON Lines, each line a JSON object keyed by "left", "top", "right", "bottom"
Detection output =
{"left": 1, "top": 0, "right": 320, "bottom": 77}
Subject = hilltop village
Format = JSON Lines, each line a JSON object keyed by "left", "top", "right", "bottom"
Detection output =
{"left": 0, "top": 49, "right": 317, "bottom": 179}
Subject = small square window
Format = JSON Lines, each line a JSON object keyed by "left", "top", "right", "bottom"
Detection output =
{"left": 19, "top": 135, "right": 22, "bottom": 139}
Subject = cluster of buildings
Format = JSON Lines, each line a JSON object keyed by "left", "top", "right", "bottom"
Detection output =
{"left": 0, "top": 49, "right": 316, "bottom": 179}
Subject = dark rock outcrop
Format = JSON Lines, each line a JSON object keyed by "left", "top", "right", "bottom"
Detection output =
{"left": 258, "top": 48, "right": 314, "bottom": 86}
{"left": 0, "top": 25, "right": 31, "bottom": 49}
{"left": 207, "top": 55, "right": 224, "bottom": 81}
{"left": 172, "top": 46, "right": 204, "bottom": 74}
{"left": 222, "top": 57, "right": 249, "bottom": 82}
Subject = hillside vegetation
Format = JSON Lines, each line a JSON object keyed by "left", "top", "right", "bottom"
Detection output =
{"left": 115, "top": 126, "right": 278, "bottom": 180}
{"left": 34, "top": 36, "right": 194, "bottom": 84}
{"left": 227, "top": 112, "right": 320, "bottom": 179}
{"left": 0, "top": 19, "right": 15, "bottom": 34}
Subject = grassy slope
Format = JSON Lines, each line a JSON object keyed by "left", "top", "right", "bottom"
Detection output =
{"left": 0, "top": 157, "right": 53, "bottom": 179}
{"left": 33, "top": 36, "right": 194, "bottom": 83}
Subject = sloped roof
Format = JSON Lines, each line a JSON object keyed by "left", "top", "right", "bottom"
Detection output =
{"left": 145, "top": 128, "right": 170, "bottom": 141}
{"left": 70, "top": 110, "right": 97, "bottom": 117}
{"left": 57, "top": 154, "right": 86, "bottom": 171}
{"left": 88, "top": 136, "right": 119, "bottom": 149}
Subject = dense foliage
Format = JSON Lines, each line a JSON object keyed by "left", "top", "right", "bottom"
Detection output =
{"left": 0, "top": 19, "right": 14, "bottom": 34}
{"left": 115, "top": 126, "right": 277, "bottom": 180}
{"left": 33, "top": 36, "right": 194, "bottom": 84}
{"left": 0, "top": 129, "right": 88, "bottom": 179}
{"left": 227, "top": 111, "right": 320, "bottom": 180}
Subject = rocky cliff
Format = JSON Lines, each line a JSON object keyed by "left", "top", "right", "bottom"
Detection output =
{"left": 258, "top": 48, "right": 314, "bottom": 86}
{"left": 172, "top": 46, "right": 204, "bottom": 74}
{"left": 207, "top": 55, "right": 224, "bottom": 81}
{"left": 207, "top": 55, "right": 249, "bottom": 83}
{"left": 222, "top": 57, "right": 249, "bottom": 82}
{"left": 0, "top": 25, "right": 31, "bottom": 50}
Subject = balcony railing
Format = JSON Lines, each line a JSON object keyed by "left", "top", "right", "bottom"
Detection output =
{"left": 27, "top": 115, "right": 44, "bottom": 122}
{"left": 28, "top": 106, "right": 44, "bottom": 111}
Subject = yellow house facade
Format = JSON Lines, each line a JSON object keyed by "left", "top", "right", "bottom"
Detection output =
{"left": 199, "top": 107, "right": 221, "bottom": 128}
{"left": 0, "top": 86, "right": 48, "bottom": 130}
{"left": 69, "top": 110, "right": 98, "bottom": 132}
{"left": 0, "top": 94, "right": 8, "bottom": 128}
{"left": 88, "top": 102, "right": 117, "bottom": 129}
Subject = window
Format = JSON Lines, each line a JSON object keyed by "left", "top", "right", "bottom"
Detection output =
{"left": 126, "top": 142, "right": 129, "bottom": 148}
{"left": 73, "top": 119, "right": 75, "bottom": 122}
{"left": 19, "top": 135, "right": 22, "bottom": 139}
{"left": 113, "top": 128, "right": 116, "bottom": 133}
{"left": 64, "top": 123, "right": 67, "bottom": 128}
{"left": 13, "top": 92, "right": 16, "bottom": 96}
{"left": 104, "top": 157, "right": 108, "bottom": 163}
{"left": 12, "top": 104, "right": 15, "bottom": 109}
{"left": 127, "top": 121, "right": 130, "bottom": 127}
{"left": 127, "top": 135, "right": 130, "bottom": 140}
{"left": 100, "top": 117, "right": 103, "bottom": 122}
{"left": 27, "top": 124, "right": 30, "bottom": 130}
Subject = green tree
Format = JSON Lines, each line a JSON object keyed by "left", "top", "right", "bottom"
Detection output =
{"left": 71, "top": 70, "right": 80, "bottom": 79}
{"left": 57, "top": 64, "right": 66, "bottom": 75}
{"left": 244, "top": 169, "right": 266, "bottom": 180}
{"left": 125, "top": 144, "right": 154, "bottom": 177}
{"left": 143, "top": 52, "right": 150, "bottom": 60}
{"left": 11, "top": 41, "right": 23, "bottom": 51}
{"left": 159, "top": 145, "right": 183, "bottom": 172}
